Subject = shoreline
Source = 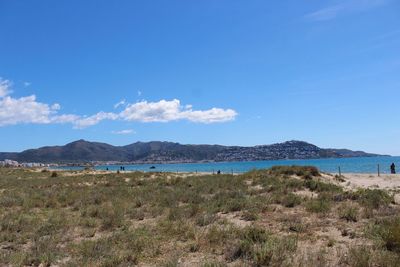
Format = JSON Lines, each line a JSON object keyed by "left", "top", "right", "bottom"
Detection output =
{"left": 53, "top": 154, "right": 396, "bottom": 167}
{"left": 5, "top": 155, "right": 400, "bottom": 175}
{"left": 48, "top": 168, "right": 400, "bottom": 176}
{"left": 48, "top": 155, "right": 400, "bottom": 175}
{"left": 44, "top": 168, "right": 400, "bottom": 182}
{"left": 46, "top": 168, "right": 398, "bottom": 176}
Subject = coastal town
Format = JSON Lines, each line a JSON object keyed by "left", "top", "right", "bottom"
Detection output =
{"left": 0, "top": 159, "right": 52, "bottom": 168}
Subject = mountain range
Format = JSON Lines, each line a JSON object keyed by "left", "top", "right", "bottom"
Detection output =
{"left": 0, "top": 140, "right": 384, "bottom": 164}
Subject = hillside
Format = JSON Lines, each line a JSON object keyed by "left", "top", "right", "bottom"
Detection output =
{"left": 0, "top": 140, "right": 382, "bottom": 164}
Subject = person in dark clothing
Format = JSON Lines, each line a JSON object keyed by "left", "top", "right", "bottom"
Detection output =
{"left": 391, "top": 163, "right": 396, "bottom": 174}
{"left": 217, "top": 170, "right": 221, "bottom": 175}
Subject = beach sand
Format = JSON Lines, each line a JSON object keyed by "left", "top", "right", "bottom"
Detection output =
{"left": 323, "top": 172, "right": 400, "bottom": 204}
{"left": 338, "top": 173, "right": 400, "bottom": 190}
{"left": 45, "top": 168, "right": 400, "bottom": 188}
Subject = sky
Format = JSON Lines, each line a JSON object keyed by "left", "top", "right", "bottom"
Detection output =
{"left": 0, "top": 0, "right": 399, "bottom": 155}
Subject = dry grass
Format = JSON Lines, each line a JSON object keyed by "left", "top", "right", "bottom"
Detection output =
{"left": 0, "top": 166, "right": 399, "bottom": 266}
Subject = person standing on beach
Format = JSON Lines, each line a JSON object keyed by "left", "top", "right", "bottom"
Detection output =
{"left": 390, "top": 163, "right": 396, "bottom": 174}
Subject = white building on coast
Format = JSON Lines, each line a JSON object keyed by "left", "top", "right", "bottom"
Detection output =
{"left": 0, "top": 159, "right": 19, "bottom": 167}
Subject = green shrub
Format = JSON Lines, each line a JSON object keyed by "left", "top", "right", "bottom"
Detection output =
{"left": 241, "top": 226, "right": 269, "bottom": 243}
{"left": 339, "top": 203, "right": 358, "bottom": 222}
{"left": 225, "top": 198, "right": 246, "bottom": 212}
{"left": 288, "top": 221, "right": 306, "bottom": 233}
{"left": 225, "top": 226, "right": 297, "bottom": 266}
{"left": 211, "top": 191, "right": 248, "bottom": 213}
{"left": 196, "top": 213, "right": 216, "bottom": 226}
{"left": 347, "top": 246, "right": 373, "bottom": 267}
{"left": 306, "top": 197, "right": 331, "bottom": 214}
{"left": 385, "top": 219, "right": 400, "bottom": 253}
{"left": 241, "top": 211, "right": 258, "bottom": 221}
{"left": 201, "top": 261, "right": 226, "bottom": 267}
{"left": 372, "top": 217, "right": 400, "bottom": 253}
{"left": 205, "top": 225, "right": 237, "bottom": 246}
{"left": 75, "top": 239, "right": 112, "bottom": 262}
{"left": 252, "top": 237, "right": 297, "bottom": 266}
{"left": 269, "top": 166, "right": 320, "bottom": 178}
{"left": 167, "top": 207, "right": 185, "bottom": 221}
{"left": 304, "top": 179, "right": 342, "bottom": 193}
{"left": 284, "top": 178, "right": 304, "bottom": 190}
{"left": 345, "top": 245, "right": 400, "bottom": 267}
{"left": 281, "top": 193, "right": 302, "bottom": 208}
{"left": 354, "top": 189, "right": 393, "bottom": 209}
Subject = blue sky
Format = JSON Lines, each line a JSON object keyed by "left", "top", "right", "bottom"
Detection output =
{"left": 1, "top": 0, "right": 399, "bottom": 155}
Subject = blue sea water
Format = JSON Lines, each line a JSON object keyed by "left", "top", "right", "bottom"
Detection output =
{"left": 56, "top": 156, "right": 400, "bottom": 174}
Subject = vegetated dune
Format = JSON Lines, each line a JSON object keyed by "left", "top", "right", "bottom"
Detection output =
{"left": 0, "top": 166, "right": 399, "bottom": 266}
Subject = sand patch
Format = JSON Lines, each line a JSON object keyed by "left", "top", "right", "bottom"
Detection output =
{"left": 293, "top": 189, "right": 317, "bottom": 199}
{"left": 339, "top": 173, "right": 400, "bottom": 190}
{"left": 394, "top": 193, "right": 400, "bottom": 205}
{"left": 217, "top": 212, "right": 252, "bottom": 228}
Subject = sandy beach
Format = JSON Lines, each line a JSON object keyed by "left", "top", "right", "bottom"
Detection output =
{"left": 321, "top": 172, "right": 400, "bottom": 204}
{"left": 47, "top": 168, "right": 400, "bottom": 187}
{"left": 340, "top": 173, "right": 400, "bottom": 190}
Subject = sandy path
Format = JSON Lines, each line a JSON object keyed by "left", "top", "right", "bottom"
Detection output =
{"left": 331, "top": 173, "right": 400, "bottom": 204}
{"left": 339, "top": 173, "right": 400, "bottom": 190}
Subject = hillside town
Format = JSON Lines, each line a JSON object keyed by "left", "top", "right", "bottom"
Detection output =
{"left": 213, "top": 141, "right": 322, "bottom": 162}
{"left": 0, "top": 159, "right": 52, "bottom": 168}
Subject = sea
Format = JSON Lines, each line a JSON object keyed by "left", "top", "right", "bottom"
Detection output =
{"left": 56, "top": 156, "right": 400, "bottom": 174}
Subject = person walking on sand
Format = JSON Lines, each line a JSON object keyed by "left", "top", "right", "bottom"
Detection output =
{"left": 390, "top": 163, "right": 396, "bottom": 174}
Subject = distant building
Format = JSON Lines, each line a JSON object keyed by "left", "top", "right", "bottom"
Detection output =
{"left": 21, "top": 162, "right": 47, "bottom": 168}
{"left": 0, "top": 159, "right": 19, "bottom": 167}
{"left": 0, "top": 160, "right": 53, "bottom": 168}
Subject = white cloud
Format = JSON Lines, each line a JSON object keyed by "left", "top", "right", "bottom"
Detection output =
{"left": 120, "top": 99, "right": 182, "bottom": 122}
{"left": 180, "top": 108, "right": 237, "bottom": 123}
{"left": 0, "top": 94, "right": 82, "bottom": 127}
{"left": 73, "top": 112, "right": 118, "bottom": 129}
{"left": 114, "top": 99, "right": 126, "bottom": 109}
{"left": 119, "top": 99, "right": 237, "bottom": 123}
{"left": 51, "top": 103, "right": 61, "bottom": 110}
{"left": 112, "top": 129, "right": 135, "bottom": 135}
{"left": 51, "top": 114, "right": 81, "bottom": 124}
{"left": 0, "top": 78, "right": 12, "bottom": 98}
{"left": 23, "top": 81, "right": 31, "bottom": 87}
{"left": 138, "top": 90, "right": 142, "bottom": 96}
{"left": 0, "top": 78, "right": 81, "bottom": 127}
{"left": 305, "top": 0, "right": 390, "bottom": 21}
{"left": 0, "top": 77, "right": 238, "bottom": 128}
{"left": 0, "top": 95, "right": 55, "bottom": 126}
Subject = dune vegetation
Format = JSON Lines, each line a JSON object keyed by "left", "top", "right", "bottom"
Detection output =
{"left": 0, "top": 166, "right": 399, "bottom": 266}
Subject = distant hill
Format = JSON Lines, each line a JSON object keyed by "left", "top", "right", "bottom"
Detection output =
{"left": 0, "top": 140, "right": 383, "bottom": 164}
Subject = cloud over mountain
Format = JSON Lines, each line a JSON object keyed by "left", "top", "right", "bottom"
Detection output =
{"left": 119, "top": 99, "right": 237, "bottom": 124}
